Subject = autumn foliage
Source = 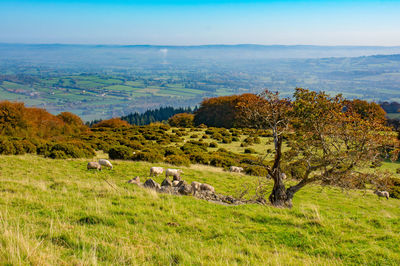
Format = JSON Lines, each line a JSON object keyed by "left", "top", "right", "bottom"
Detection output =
{"left": 194, "top": 94, "right": 260, "bottom": 128}
{"left": 168, "top": 113, "right": 194, "bottom": 127}
{"left": 92, "top": 118, "right": 131, "bottom": 128}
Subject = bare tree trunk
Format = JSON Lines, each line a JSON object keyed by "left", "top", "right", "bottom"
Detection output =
{"left": 268, "top": 136, "right": 293, "bottom": 207}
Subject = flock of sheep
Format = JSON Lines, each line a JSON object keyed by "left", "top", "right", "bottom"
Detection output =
{"left": 86, "top": 159, "right": 391, "bottom": 200}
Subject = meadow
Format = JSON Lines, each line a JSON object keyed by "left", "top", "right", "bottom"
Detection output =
{"left": 1, "top": 154, "right": 400, "bottom": 265}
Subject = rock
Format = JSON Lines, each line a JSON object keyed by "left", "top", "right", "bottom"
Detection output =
{"left": 161, "top": 178, "right": 172, "bottom": 187}
{"left": 144, "top": 178, "right": 161, "bottom": 190}
{"left": 128, "top": 176, "right": 141, "bottom": 184}
{"left": 159, "top": 186, "right": 178, "bottom": 194}
{"left": 200, "top": 183, "right": 215, "bottom": 193}
{"left": 172, "top": 174, "right": 182, "bottom": 181}
{"left": 172, "top": 180, "right": 180, "bottom": 187}
{"left": 177, "top": 181, "right": 192, "bottom": 195}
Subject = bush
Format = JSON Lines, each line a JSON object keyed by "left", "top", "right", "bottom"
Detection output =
{"left": 133, "top": 149, "right": 163, "bottom": 163}
{"left": 190, "top": 134, "right": 199, "bottom": 139}
{"left": 0, "top": 138, "right": 16, "bottom": 155}
{"left": 388, "top": 178, "right": 400, "bottom": 199}
{"left": 48, "top": 150, "right": 67, "bottom": 159}
{"left": 209, "top": 154, "right": 235, "bottom": 168}
{"left": 108, "top": 145, "right": 133, "bottom": 160}
{"left": 222, "top": 137, "right": 232, "bottom": 144}
{"left": 189, "top": 152, "right": 210, "bottom": 165}
{"left": 244, "top": 148, "right": 256, "bottom": 154}
{"left": 165, "top": 155, "right": 190, "bottom": 166}
{"left": 209, "top": 142, "right": 218, "bottom": 148}
{"left": 164, "top": 146, "right": 184, "bottom": 157}
{"left": 244, "top": 166, "right": 269, "bottom": 177}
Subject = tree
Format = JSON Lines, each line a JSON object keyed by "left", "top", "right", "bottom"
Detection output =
{"left": 285, "top": 88, "right": 397, "bottom": 207}
{"left": 168, "top": 113, "right": 194, "bottom": 127}
{"left": 238, "top": 88, "right": 398, "bottom": 208}
{"left": 236, "top": 90, "right": 292, "bottom": 207}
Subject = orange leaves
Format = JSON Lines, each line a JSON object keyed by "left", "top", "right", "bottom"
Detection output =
{"left": 168, "top": 113, "right": 194, "bottom": 127}
{"left": 92, "top": 118, "right": 131, "bottom": 128}
{"left": 0, "top": 101, "right": 88, "bottom": 139}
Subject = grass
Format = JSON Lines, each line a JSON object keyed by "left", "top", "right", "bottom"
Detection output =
{"left": 0, "top": 154, "right": 400, "bottom": 265}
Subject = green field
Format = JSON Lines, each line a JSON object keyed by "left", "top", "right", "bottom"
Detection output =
{"left": 1, "top": 154, "right": 400, "bottom": 265}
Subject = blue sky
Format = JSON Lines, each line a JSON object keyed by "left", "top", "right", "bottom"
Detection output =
{"left": 0, "top": 0, "right": 399, "bottom": 45}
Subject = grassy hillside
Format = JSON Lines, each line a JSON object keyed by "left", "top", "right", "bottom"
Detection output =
{"left": 1, "top": 154, "right": 400, "bottom": 265}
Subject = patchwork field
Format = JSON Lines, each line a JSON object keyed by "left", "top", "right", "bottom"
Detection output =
{"left": 1, "top": 154, "right": 400, "bottom": 265}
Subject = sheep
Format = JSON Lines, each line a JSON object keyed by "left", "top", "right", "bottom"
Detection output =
{"left": 374, "top": 190, "right": 390, "bottom": 200}
{"left": 191, "top": 181, "right": 202, "bottom": 194}
{"left": 200, "top": 183, "right": 215, "bottom": 193}
{"left": 165, "top": 168, "right": 183, "bottom": 181}
{"left": 281, "top": 173, "right": 287, "bottom": 180}
{"left": 87, "top": 162, "right": 101, "bottom": 171}
{"left": 98, "top": 159, "right": 113, "bottom": 170}
{"left": 150, "top": 167, "right": 164, "bottom": 177}
{"left": 229, "top": 166, "right": 244, "bottom": 173}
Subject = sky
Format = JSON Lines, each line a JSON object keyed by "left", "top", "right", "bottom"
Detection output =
{"left": 0, "top": 0, "right": 399, "bottom": 46}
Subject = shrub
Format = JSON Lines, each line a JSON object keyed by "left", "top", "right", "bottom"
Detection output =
{"left": 133, "top": 149, "right": 163, "bottom": 163}
{"left": 388, "top": 178, "right": 400, "bottom": 199}
{"left": 190, "top": 134, "right": 198, "bottom": 139}
{"left": 396, "top": 168, "right": 400, "bottom": 174}
{"left": 222, "top": 137, "right": 232, "bottom": 144}
{"left": 0, "top": 138, "right": 16, "bottom": 155}
{"left": 244, "top": 166, "right": 269, "bottom": 177}
{"left": 48, "top": 150, "right": 67, "bottom": 159}
{"left": 244, "top": 148, "right": 256, "bottom": 154}
{"left": 209, "top": 142, "right": 218, "bottom": 148}
{"left": 189, "top": 152, "right": 210, "bottom": 165}
{"left": 232, "top": 137, "right": 239, "bottom": 142}
{"left": 164, "top": 146, "right": 184, "bottom": 157}
{"left": 108, "top": 145, "right": 133, "bottom": 160}
{"left": 165, "top": 155, "right": 191, "bottom": 166}
{"left": 209, "top": 154, "right": 235, "bottom": 168}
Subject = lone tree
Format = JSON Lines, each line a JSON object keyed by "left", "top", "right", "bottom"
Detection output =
{"left": 238, "top": 88, "right": 397, "bottom": 207}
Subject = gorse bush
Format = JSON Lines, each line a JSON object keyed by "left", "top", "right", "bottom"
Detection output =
{"left": 108, "top": 145, "right": 133, "bottom": 160}
{"left": 165, "top": 154, "right": 191, "bottom": 166}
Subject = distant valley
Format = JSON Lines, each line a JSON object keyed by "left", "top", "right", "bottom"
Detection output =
{"left": 1, "top": 44, "right": 400, "bottom": 120}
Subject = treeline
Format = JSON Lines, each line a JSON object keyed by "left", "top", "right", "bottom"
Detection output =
{"left": 380, "top": 101, "right": 400, "bottom": 114}
{"left": 87, "top": 106, "right": 196, "bottom": 126}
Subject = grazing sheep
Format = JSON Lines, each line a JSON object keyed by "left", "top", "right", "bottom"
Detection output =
{"left": 191, "top": 181, "right": 202, "bottom": 194}
{"left": 374, "top": 190, "right": 390, "bottom": 200}
{"left": 200, "top": 183, "right": 215, "bottom": 193}
{"left": 229, "top": 166, "right": 244, "bottom": 173}
{"left": 165, "top": 169, "right": 183, "bottom": 180}
{"left": 150, "top": 167, "right": 164, "bottom": 177}
{"left": 87, "top": 162, "right": 101, "bottom": 171}
{"left": 99, "top": 159, "right": 113, "bottom": 170}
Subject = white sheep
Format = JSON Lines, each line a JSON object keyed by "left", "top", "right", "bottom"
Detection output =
{"left": 229, "top": 166, "right": 244, "bottom": 173}
{"left": 150, "top": 167, "right": 164, "bottom": 177}
{"left": 99, "top": 159, "right": 113, "bottom": 170}
{"left": 374, "top": 190, "right": 389, "bottom": 200}
{"left": 87, "top": 162, "right": 101, "bottom": 171}
{"left": 165, "top": 169, "right": 183, "bottom": 180}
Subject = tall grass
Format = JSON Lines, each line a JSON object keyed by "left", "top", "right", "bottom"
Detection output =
{"left": 0, "top": 154, "right": 399, "bottom": 265}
